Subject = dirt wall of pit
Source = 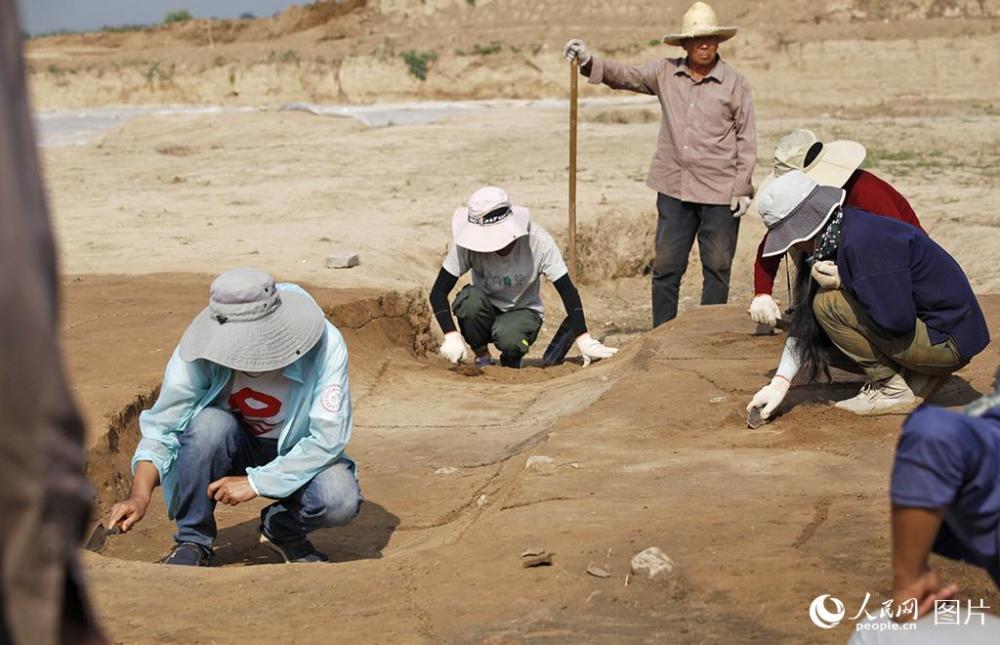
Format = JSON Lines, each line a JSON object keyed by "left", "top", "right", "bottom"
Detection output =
{"left": 80, "top": 280, "right": 434, "bottom": 515}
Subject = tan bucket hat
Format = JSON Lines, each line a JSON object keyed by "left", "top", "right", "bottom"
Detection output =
{"left": 764, "top": 129, "right": 867, "bottom": 190}
{"left": 751, "top": 129, "right": 866, "bottom": 217}
{"left": 662, "top": 2, "right": 738, "bottom": 47}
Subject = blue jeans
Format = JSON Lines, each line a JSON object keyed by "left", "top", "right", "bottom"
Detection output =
{"left": 652, "top": 193, "right": 740, "bottom": 327}
{"left": 172, "top": 407, "right": 362, "bottom": 549}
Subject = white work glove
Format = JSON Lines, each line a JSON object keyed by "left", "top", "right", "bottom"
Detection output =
{"left": 563, "top": 39, "right": 592, "bottom": 66}
{"left": 749, "top": 294, "right": 782, "bottom": 327}
{"left": 439, "top": 332, "right": 467, "bottom": 364}
{"left": 747, "top": 376, "right": 791, "bottom": 420}
{"left": 810, "top": 260, "right": 842, "bottom": 290}
{"left": 576, "top": 332, "right": 617, "bottom": 367}
{"left": 730, "top": 196, "right": 752, "bottom": 218}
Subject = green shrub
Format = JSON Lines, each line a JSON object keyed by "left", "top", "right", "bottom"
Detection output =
{"left": 401, "top": 50, "right": 437, "bottom": 81}
{"left": 164, "top": 10, "right": 193, "bottom": 24}
{"left": 471, "top": 41, "right": 502, "bottom": 56}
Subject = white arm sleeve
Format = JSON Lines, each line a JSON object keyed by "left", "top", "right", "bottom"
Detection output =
{"left": 775, "top": 337, "right": 802, "bottom": 382}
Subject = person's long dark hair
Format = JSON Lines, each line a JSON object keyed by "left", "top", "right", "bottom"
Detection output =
{"left": 787, "top": 252, "right": 834, "bottom": 382}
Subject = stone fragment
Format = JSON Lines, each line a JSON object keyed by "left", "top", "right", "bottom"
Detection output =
{"left": 586, "top": 564, "right": 611, "bottom": 578}
{"left": 520, "top": 549, "right": 553, "bottom": 568}
{"left": 525, "top": 455, "right": 556, "bottom": 473}
{"left": 326, "top": 252, "right": 360, "bottom": 269}
{"left": 434, "top": 466, "right": 458, "bottom": 475}
{"left": 630, "top": 547, "right": 675, "bottom": 579}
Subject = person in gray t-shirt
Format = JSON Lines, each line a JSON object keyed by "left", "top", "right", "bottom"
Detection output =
{"left": 428, "top": 186, "right": 617, "bottom": 369}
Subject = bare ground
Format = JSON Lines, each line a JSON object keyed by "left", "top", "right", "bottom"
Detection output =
{"left": 67, "top": 274, "right": 999, "bottom": 643}
{"left": 27, "top": 1, "right": 1000, "bottom": 642}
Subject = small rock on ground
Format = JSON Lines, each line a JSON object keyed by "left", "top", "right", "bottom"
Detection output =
{"left": 630, "top": 547, "right": 675, "bottom": 579}
{"left": 326, "top": 252, "right": 360, "bottom": 269}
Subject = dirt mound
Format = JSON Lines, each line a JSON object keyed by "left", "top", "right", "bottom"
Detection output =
{"left": 574, "top": 210, "right": 656, "bottom": 283}
{"left": 828, "top": 0, "right": 1000, "bottom": 21}
{"left": 269, "top": 0, "right": 369, "bottom": 39}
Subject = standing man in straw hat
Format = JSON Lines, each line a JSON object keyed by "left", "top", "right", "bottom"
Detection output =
{"left": 430, "top": 186, "right": 618, "bottom": 369}
{"left": 106, "top": 269, "right": 362, "bottom": 565}
{"left": 746, "top": 171, "right": 989, "bottom": 418}
{"left": 563, "top": 2, "right": 756, "bottom": 328}
{"left": 749, "top": 129, "right": 925, "bottom": 329}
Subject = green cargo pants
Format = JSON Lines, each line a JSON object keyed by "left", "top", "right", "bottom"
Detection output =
{"left": 812, "top": 288, "right": 963, "bottom": 382}
{"left": 452, "top": 285, "right": 542, "bottom": 367}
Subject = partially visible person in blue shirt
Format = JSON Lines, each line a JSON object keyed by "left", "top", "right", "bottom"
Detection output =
{"left": 883, "top": 372, "right": 1000, "bottom": 626}
{"left": 105, "top": 268, "right": 361, "bottom": 566}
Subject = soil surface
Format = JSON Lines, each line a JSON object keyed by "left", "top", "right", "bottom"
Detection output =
{"left": 27, "top": 0, "right": 1000, "bottom": 642}
{"left": 68, "top": 275, "right": 999, "bottom": 643}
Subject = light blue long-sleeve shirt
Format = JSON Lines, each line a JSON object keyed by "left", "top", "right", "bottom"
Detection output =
{"left": 131, "top": 283, "right": 353, "bottom": 518}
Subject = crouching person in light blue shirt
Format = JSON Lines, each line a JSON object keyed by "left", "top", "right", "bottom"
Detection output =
{"left": 106, "top": 268, "right": 361, "bottom": 566}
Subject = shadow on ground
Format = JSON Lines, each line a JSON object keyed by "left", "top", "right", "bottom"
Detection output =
{"left": 212, "top": 500, "right": 400, "bottom": 566}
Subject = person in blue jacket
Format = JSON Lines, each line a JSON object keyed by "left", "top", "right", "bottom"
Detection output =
{"left": 106, "top": 268, "right": 361, "bottom": 566}
{"left": 747, "top": 170, "right": 989, "bottom": 418}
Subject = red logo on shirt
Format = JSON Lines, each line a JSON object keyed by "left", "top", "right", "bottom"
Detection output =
{"left": 229, "top": 388, "right": 282, "bottom": 436}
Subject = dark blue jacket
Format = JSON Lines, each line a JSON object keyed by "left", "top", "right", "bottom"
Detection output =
{"left": 837, "top": 207, "right": 990, "bottom": 362}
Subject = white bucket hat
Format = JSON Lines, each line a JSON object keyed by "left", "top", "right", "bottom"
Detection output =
{"left": 451, "top": 186, "right": 530, "bottom": 253}
{"left": 662, "top": 2, "right": 738, "bottom": 47}
{"left": 179, "top": 268, "right": 326, "bottom": 371}
{"left": 756, "top": 170, "right": 845, "bottom": 258}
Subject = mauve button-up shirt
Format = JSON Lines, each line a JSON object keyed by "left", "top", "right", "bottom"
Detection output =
{"left": 588, "top": 55, "right": 757, "bottom": 206}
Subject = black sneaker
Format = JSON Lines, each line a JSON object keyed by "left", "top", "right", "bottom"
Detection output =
{"left": 259, "top": 529, "right": 329, "bottom": 563}
{"left": 162, "top": 542, "right": 212, "bottom": 566}
{"left": 499, "top": 354, "right": 522, "bottom": 369}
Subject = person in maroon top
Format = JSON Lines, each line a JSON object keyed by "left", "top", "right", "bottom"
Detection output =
{"left": 749, "top": 130, "right": 924, "bottom": 328}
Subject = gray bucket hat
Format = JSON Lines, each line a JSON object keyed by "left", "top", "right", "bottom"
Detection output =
{"left": 179, "top": 268, "right": 325, "bottom": 371}
{"left": 756, "top": 170, "right": 845, "bottom": 258}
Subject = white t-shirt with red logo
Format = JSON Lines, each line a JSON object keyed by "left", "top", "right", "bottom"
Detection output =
{"left": 227, "top": 370, "right": 293, "bottom": 439}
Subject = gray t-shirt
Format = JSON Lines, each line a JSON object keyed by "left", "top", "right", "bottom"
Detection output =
{"left": 442, "top": 224, "right": 568, "bottom": 315}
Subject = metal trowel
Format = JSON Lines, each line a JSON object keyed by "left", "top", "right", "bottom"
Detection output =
{"left": 746, "top": 406, "right": 767, "bottom": 430}
{"left": 84, "top": 523, "right": 121, "bottom": 553}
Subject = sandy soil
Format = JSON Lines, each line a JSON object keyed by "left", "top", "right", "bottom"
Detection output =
{"left": 25, "top": 0, "right": 1000, "bottom": 642}
{"left": 50, "top": 104, "right": 1000, "bottom": 642}
{"left": 67, "top": 276, "right": 1000, "bottom": 643}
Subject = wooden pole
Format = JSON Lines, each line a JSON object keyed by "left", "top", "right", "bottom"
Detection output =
{"left": 568, "top": 60, "right": 579, "bottom": 281}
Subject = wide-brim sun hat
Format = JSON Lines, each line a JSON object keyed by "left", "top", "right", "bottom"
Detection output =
{"left": 756, "top": 170, "right": 846, "bottom": 258}
{"left": 757, "top": 129, "right": 867, "bottom": 196}
{"left": 179, "top": 268, "right": 325, "bottom": 372}
{"left": 662, "top": 2, "right": 738, "bottom": 47}
{"left": 451, "top": 186, "right": 530, "bottom": 253}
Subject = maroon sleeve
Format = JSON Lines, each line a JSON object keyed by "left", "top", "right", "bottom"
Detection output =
{"left": 844, "top": 170, "right": 924, "bottom": 232}
{"left": 753, "top": 236, "right": 781, "bottom": 295}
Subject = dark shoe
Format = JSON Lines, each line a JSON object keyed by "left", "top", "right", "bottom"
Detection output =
{"left": 259, "top": 529, "right": 329, "bottom": 563}
{"left": 162, "top": 542, "right": 212, "bottom": 566}
{"left": 499, "top": 354, "right": 522, "bottom": 369}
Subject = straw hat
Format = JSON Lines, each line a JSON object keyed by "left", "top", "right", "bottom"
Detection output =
{"left": 179, "top": 268, "right": 325, "bottom": 372}
{"left": 451, "top": 186, "right": 530, "bottom": 253}
{"left": 755, "top": 171, "right": 846, "bottom": 258}
{"left": 662, "top": 2, "right": 738, "bottom": 47}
